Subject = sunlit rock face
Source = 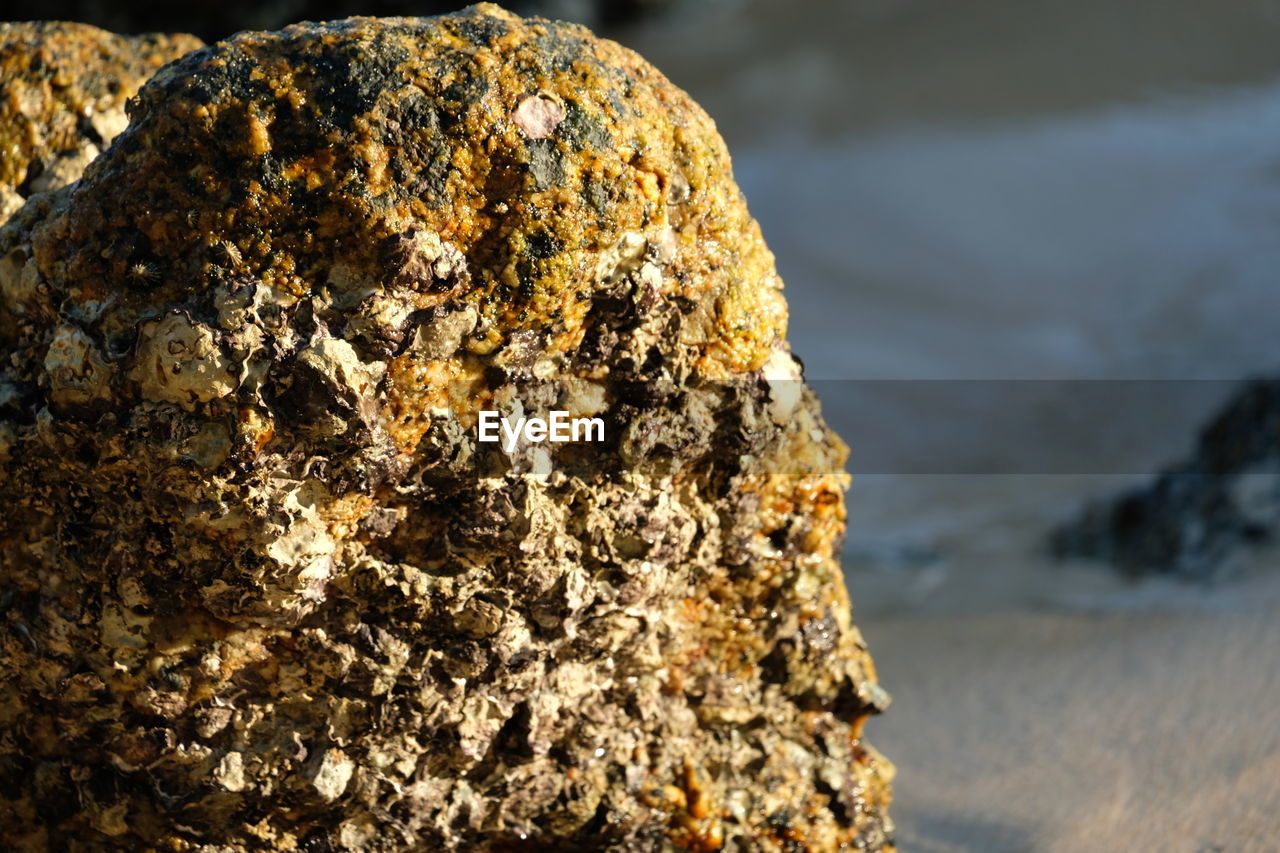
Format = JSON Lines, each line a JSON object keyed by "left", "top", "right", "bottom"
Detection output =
{"left": 0, "top": 5, "right": 894, "bottom": 850}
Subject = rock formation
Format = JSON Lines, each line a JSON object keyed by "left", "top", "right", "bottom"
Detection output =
{"left": 0, "top": 6, "right": 894, "bottom": 850}
{"left": 1053, "top": 378, "right": 1280, "bottom": 579}
{"left": 0, "top": 22, "right": 203, "bottom": 217}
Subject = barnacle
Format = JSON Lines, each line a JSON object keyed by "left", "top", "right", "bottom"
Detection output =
{"left": 126, "top": 261, "right": 160, "bottom": 283}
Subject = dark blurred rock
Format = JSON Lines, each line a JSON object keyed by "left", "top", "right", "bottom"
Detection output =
{"left": 1052, "top": 379, "right": 1280, "bottom": 578}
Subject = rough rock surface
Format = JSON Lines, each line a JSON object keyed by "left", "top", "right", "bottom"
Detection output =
{"left": 0, "top": 5, "right": 894, "bottom": 850}
{"left": 1053, "top": 378, "right": 1280, "bottom": 579}
{"left": 0, "top": 22, "right": 203, "bottom": 216}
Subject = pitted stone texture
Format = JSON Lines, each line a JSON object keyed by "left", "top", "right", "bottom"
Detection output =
{"left": 0, "top": 6, "right": 894, "bottom": 851}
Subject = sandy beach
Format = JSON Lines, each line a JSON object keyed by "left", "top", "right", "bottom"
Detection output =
{"left": 864, "top": 601, "right": 1280, "bottom": 852}
{"left": 844, "top": 473, "right": 1280, "bottom": 850}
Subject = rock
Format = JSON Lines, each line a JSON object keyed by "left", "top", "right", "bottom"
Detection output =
{"left": 0, "top": 5, "right": 894, "bottom": 850}
{"left": 1052, "top": 378, "right": 1280, "bottom": 579}
{"left": 0, "top": 22, "right": 202, "bottom": 206}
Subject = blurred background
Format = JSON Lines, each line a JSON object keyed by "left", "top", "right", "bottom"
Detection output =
{"left": 9, "top": 0, "right": 1280, "bottom": 848}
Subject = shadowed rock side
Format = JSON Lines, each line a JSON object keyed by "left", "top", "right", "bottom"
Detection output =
{"left": 0, "top": 6, "right": 894, "bottom": 850}
{"left": 0, "top": 22, "right": 203, "bottom": 218}
{"left": 1053, "top": 378, "right": 1280, "bottom": 579}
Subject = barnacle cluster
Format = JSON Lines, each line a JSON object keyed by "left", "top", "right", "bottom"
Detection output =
{"left": 0, "top": 6, "right": 894, "bottom": 850}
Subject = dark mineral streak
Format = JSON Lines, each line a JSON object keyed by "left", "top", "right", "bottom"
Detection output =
{"left": 0, "top": 6, "right": 894, "bottom": 850}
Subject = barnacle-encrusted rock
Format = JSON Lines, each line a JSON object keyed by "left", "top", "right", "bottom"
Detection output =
{"left": 0, "top": 6, "right": 894, "bottom": 850}
{"left": 0, "top": 22, "right": 203, "bottom": 217}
